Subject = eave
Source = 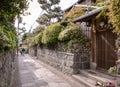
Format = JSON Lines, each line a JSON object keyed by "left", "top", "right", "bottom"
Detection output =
{"left": 72, "top": 7, "right": 103, "bottom": 23}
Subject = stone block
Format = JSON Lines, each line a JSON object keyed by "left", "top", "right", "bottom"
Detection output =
{"left": 66, "top": 61, "right": 73, "bottom": 67}
{"left": 37, "top": 46, "right": 90, "bottom": 75}
{"left": 67, "top": 55, "right": 74, "bottom": 61}
{"left": 116, "top": 75, "right": 120, "bottom": 87}
{"left": 72, "top": 63, "right": 81, "bottom": 68}
{"left": 0, "top": 61, "right": 2, "bottom": 69}
{"left": 74, "top": 57, "right": 79, "bottom": 61}
{"left": 0, "top": 51, "right": 15, "bottom": 87}
{"left": 81, "top": 62, "right": 90, "bottom": 69}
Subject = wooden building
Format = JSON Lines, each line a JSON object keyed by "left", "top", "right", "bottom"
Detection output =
{"left": 73, "top": 7, "right": 117, "bottom": 71}
{"left": 62, "top": 0, "right": 117, "bottom": 71}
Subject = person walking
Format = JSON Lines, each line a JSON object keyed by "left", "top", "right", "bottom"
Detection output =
{"left": 22, "top": 48, "right": 25, "bottom": 55}
{"left": 20, "top": 48, "right": 25, "bottom": 56}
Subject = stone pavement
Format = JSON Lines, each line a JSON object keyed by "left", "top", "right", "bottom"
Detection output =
{"left": 18, "top": 54, "right": 74, "bottom": 87}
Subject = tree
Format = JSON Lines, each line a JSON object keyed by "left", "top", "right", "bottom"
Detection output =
{"left": 37, "top": 0, "right": 62, "bottom": 26}
{"left": 0, "top": 0, "right": 29, "bottom": 24}
{"left": 22, "top": 33, "right": 27, "bottom": 42}
{"left": 0, "top": 0, "right": 30, "bottom": 51}
{"left": 33, "top": 25, "right": 45, "bottom": 35}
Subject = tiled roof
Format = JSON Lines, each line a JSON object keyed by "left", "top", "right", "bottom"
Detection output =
{"left": 73, "top": 7, "right": 103, "bottom": 22}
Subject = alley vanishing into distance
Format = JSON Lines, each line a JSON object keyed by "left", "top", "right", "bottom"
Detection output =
{"left": 18, "top": 54, "right": 83, "bottom": 87}
{"left": 1, "top": 0, "right": 120, "bottom": 87}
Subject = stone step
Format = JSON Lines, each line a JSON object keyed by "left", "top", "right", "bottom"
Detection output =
{"left": 72, "top": 74, "right": 96, "bottom": 87}
{"left": 79, "top": 70, "right": 116, "bottom": 84}
{"left": 72, "top": 70, "right": 117, "bottom": 87}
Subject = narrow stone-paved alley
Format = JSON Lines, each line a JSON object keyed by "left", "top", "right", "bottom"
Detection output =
{"left": 18, "top": 54, "right": 78, "bottom": 87}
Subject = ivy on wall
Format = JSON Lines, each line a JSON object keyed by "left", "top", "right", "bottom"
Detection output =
{"left": 94, "top": 0, "right": 120, "bottom": 35}
{"left": 107, "top": 0, "right": 120, "bottom": 35}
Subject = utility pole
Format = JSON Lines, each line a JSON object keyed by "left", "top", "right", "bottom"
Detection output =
{"left": 17, "top": 14, "right": 20, "bottom": 56}
{"left": 17, "top": 13, "right": 22, "bottom": 56}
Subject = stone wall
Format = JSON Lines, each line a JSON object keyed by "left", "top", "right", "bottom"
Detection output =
{"left": 29, "top": 46, "right": 37, "bottom": 57}
{"left": 0, "top": 51, "right": 16, "bottom": 87}
{"left": 29, "top": 45, "right": 90, "bottom": 75}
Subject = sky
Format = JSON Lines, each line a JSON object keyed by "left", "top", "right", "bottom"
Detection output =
{"left": 15, "top": 0, "right": 78, "bottom": 32}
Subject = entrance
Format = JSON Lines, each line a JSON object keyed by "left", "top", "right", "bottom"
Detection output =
{"left": 92, "top": 30, "right": 117, "bottom": 70}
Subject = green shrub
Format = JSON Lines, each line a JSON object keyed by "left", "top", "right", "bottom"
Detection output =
{"left": 93, "top": 1, "right": 104, "bottom": 6}
{"left": 60, "top": 21, "right": 69, "bottom": 27}
{"left": 28, "top": 31, "right": 43, "bottom": 47}
{"left": 35, "top": 32, "right": 43, "bottom": 45}
{"left": 33, "top": 25, "right": 45, "bottom": 35}
{"left": 61, "top": 39, "right": 89, "bottom": 52}
{"left": 0, "top": 27, "right": 17, "bottom": 52}
{"left": 63, "top": 7, "right": 85, "bottom": 21}
{"left": 0, "top": 28, "right": 9, "bottom": 51}
{"left": 58, "top": 24, "right": 82, "bottom": 41}
{"left": 42, "top": 23, "right": 63, "bottom": 45}
{"left": 108, "top": 66, "right": 117, "bottom": 74}
{"left": 28, "top": 37, "right": 36, "bottom": 47}
{"left": 5, "top": 31, "right": 17, "bottom": 50}
{"left": 67, "top": 39, "right": 81, "bottom": 52}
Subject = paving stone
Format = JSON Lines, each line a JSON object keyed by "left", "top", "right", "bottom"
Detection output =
{"left": 48, "top": 82, "right": 61, "bottom": 87}
{"left": 35, "top": 79, "right": 48, "bottom": 86}
{"left": 21, "top": 77, "right": 34, "bottom": 84}
{"left": 59, "top": 83, "right": 71, "bottom": 87}
{"left": 22, "top": 82, "right": 36, "bottom": 87}
{"left": 18, "top": 54, "right": 72, "bottom": 87}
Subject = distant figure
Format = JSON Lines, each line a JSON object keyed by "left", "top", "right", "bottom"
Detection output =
{"left": 20, "top": 49, "right": 22, "bottom": 55}
{"left": 20, "top": 48, "right": 25, "bottom": 56}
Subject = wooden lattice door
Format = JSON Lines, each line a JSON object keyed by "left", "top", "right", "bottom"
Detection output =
{"left": 96, "top": 30, "right": 117, "bottom": 70}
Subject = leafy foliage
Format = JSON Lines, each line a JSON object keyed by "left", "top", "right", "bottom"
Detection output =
{"left": 58, "top": 23, "right": 83, "bottom": 42}
{"left": 67, "top": 39, "right": 84, "bottom": 52}
{"left": 29, "top": 36, "right": 38, "bottom": 47}
{"left": 28, "top": 25, "right": 45, "bottom": 47}
{"left": 63, "top": 7, "right": 85, "bottom": 21}
{"left": 28, "top": 37, "right": 36, "bottom": 47}
{"left": 0, "top": 26, "right": 17, "bottom": 52}
{"left": 28, "top": 32, "right": 43, "bottom": 47}
{"left": 30, "top": 2, "right": 89, "bottom": 52}
{"left": 0, "top": 0, "right": 29, "bottom": 52}
{"left": 107, "top": 0, "right": 120, "bottom": 35}
{"left": 37, "top": 0, "right": 62, "bottom": 25}
{"left": 60, "top": 21, "right": 69, "bottom": 27}
{"left": 0, "top": 0, "right": 29, "bottom": 24}
{"left": 93, "top": 0, "right": 105, "bottom": 6}
{"left": 37, "top": 14, "right": 50, "bottom": 26}
{"left": 58, "top": 23, "right": 89, "bottom": 52}
{"left": 22, "top": 33, "right": 27, "bottom": 42}
{"left": 0, "top": 28, "right": 9, "bottom": 51}
{"left": 33, "top": 25, "right": 45, "bottom": 35}
{"left": 108, "top": 66, "right": 117, "bottom": 74}
{"left": 95, "top": 0, "right": 120, "bottom": 35}
{"left": 37, "top": 33, "right": 43, "bottom": 45}
{"left": 96, "top": 7, "right": 108, "bottom": 20}
{"left": 42, "top": 23, "right": 63, "bottom": 45}
{"left": 95, "top": 7, "right": 112, "bottom": 31}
